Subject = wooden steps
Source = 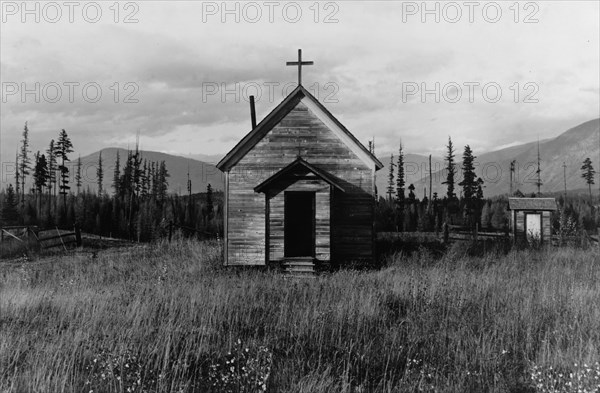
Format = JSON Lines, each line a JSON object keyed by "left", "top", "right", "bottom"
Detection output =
{"left": 282, "top": 257, "right": 316, "bottom": 277}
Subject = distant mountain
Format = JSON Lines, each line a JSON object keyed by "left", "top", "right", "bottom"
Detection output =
{"left": 78, "top": 148, "right": 224, "bottom": 194}
{"left": 413, "top": 119, "right": 600, "bottom": 198}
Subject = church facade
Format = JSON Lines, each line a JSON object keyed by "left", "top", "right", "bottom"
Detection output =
{"left": 217, "top": 84, "right": 383, "bottom": 269}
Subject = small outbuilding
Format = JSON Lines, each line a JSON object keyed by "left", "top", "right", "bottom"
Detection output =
{"left": 508, "top": 198, "right": 557, "bottom": 243}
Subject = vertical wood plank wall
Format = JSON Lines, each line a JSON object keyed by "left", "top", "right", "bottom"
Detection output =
{"left": 513, "top": 210, "right": 552, "bottom": 241}
{"left": 227, "top": 101, "right": 374, "bottom": 265}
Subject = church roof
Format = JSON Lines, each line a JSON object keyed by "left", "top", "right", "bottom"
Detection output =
{"left": 508, "top": 198, "right": 558, "bottom": 211}
{"left": 216, "top": 85, "right": 384, "bottom": 172}
{"left": 254, "top": 157, "right": 346, "bottom": 194}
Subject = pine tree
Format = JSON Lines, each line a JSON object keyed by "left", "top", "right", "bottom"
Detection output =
{"left": 56, "top": 129, "right": 74, "bottom": 213}
{"left": 157, "top": 161, "right": 169, "bottom": 202}
{"left": 14, "top": 150, "right": 19, "bottom": 202}
{"left": 19, "top": 122, "right": 32, "bottom": 204}
{"left": 75, "top": 155, "right": 82, "bottom": 195}
{"left": 387, "top": 154, "right": 395, "bottom": 202}
{"left": 206, "top": 183, "right": 214, "bottom": 220}
{"left": 442, "top": 136, "right": 456, "bottom": 199}
{"left": 458, "top": 145, "right": 479, "bottom": 226}
{"left": 97, "top": 152, "right": 104, "bottom": 196}
{"left": 46, "top": 139, "right": 57, "bottom": 203}
{"left": 33, "top": 152, "right": 49, "bottom": 217}
{"left": 408, "top": 184, "right": 416, "bottom": 202}
{"left": 113, "top": 150, "right": 121, "bottom": 196}
{"left": 395, "top": 142, "right": 405, "bottom": 206}
{"left": 459, "top": 145, "right": 478, "bottom": 201}
{"left": 581, "top": 157, "right": 595, "bottom": 200}
{"left": 1, "top": 184, "right": 20, "bottom": 225}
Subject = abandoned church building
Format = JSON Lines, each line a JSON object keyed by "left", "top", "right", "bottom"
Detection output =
{"left": 217, "top": 50, "right": 384, "bottom": 271}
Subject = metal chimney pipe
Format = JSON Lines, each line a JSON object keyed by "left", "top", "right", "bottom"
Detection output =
{"left": 250, "top": 95, "right": 257, "bottom": 129}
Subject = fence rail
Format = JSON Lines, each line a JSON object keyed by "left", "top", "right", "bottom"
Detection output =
{"left": 0, "top": 225, "right": 82, "bottom": 251}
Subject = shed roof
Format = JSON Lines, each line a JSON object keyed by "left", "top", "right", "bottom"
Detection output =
{"left": 216, "top": 85, "right": 384, "bottom": 172}
{"left": 508, "top": 198, "right": 558, "bottom": 211}
{"left": 254, "top": 157, "right": 346, "bottom": 194}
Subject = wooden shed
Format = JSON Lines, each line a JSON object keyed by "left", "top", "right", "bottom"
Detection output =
{"left": 216, "top": 84, "right": 383, "bottom": 271}
{"left": 508, "top": 198, "right": 557, "bottom": 243}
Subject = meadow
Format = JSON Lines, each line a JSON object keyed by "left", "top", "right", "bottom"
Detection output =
{"left": 0, "top": 240, "right": 599, "bottom": 393}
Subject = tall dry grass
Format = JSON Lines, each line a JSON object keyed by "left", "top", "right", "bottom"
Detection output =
{"left": 0, "top": 240, "right": 599, "bottom": 392}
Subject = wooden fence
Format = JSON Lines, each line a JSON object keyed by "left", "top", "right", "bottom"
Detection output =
{"left": 0, "top": 226, "right": 82, "bottom": 251}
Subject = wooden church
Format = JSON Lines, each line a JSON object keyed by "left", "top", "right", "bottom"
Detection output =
{"left": 217, "top": 50, "right": 383, "bottom": 271}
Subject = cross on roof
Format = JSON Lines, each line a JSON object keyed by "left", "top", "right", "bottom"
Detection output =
{"left": 286, "top": 49, "right": 313, "bottom": 86}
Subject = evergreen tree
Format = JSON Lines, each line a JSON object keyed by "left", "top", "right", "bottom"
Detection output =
{"left": 442, "top": 136, "right": 456, "bottom": 199}
{"left": 581, "top": 158, "right": 595, "bottom": 200}
{"left": 408, "top": 184, "right": 416, "bottom": 202}
{"left": 206, "top": 183, "right": 214, "bottom": 220}
{"left": 75, "top": 155, "right": 82, "bottom": 195}
{"left": 387, "top": 154, "right": 395, "bottom": 202}
{"left": 14, "top": 151, "right": 19, "bottom": 202}
{"left": 97, "top": 152, "right": 104, "bottom": 196}
{"left": 113, "top": 150, "right": 121, "bottom": 196}
{"left": 33, "top": 152, "right": 48, "bottom": 192}
{"left": 46, "top": 139, "right": 57, "bottom": 203}
{"left": 395, "top": 142, "right": 405, "bottom": 205}
{"left": 1, "top": 184, "right": 20, "bottom": 225}
{"left": 55, "top": 129, "right": 74, "bottom": 212}
{"left": 157, "top": 161, "right": 169, "bottom": 203}
{"left": 19, "top": 122, "right": 32, "bottom": 203}
{"left": 458, "top": 145, "right": 478, "bottom": 225}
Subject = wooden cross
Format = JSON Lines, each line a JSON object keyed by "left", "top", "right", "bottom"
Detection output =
{"left": 286, "top": 49, "right": 313, "bottom": 86}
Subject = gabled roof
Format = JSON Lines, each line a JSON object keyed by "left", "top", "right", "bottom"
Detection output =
{"left": 508, "top": 198, "right": 558, "bottom": 211}
{"left": 254, "top": 157, "right": 346, "bottom": 194}
{"left": 216, "top": 85, "right": 383, "bottom": 172}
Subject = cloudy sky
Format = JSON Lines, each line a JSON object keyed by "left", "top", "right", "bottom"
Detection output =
{"left": 1, "top": 1, "right": 599, "bottom": 170}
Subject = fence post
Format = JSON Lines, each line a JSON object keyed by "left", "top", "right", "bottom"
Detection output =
{"left": 75, "top": 224, "right": 82, "bottom": 247}
{"left": 474, "top": 223, "right": 479, "bottom": 242}
{"left": 443, "top": 222, "right": 449, "bottom": 244}
{"left": 168, "top": 221, "right": 173, "bottom": 243}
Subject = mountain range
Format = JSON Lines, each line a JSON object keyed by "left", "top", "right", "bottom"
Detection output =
{"left": 9, "top": 119, "right": 598, "bottom": 198}
{"left": 408, "top": 118, "right": 600, "bottom": 198}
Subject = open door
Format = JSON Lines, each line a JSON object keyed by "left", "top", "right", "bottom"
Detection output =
{"left": 525, "top": 213, "right": 542, "bottom": 242}
{"left": 284, "top": 191, "right": 315, "bottom": 257}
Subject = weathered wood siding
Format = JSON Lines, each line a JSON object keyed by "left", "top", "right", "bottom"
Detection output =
{"left": 513, "top": 210, "right": 552, "bottom": 241}
{"left": 227, "top": 100, "right": 374, "bottom": 265}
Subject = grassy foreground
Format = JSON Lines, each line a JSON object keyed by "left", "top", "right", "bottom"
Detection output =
{"left": 1, "top": 241, "right": 599, "bottom": 393}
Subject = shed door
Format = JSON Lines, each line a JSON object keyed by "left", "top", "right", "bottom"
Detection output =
{"left": 525, "top": 213, "right": 542, "bottom": 241}
{"left": 284, "top": 191, "right": 315, "bottom": 257}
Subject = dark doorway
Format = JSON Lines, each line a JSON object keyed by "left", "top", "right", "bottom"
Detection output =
{"left": 284, "top": 191, "right": 315, "bottom": 257}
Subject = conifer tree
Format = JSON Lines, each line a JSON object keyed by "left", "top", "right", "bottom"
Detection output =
{"left": 33, "top": 152, "right": 49, "bottom": 215}
{"left": 442, "top": 136, "right": 456, "bottom": 199}
{"left": 75, "top": 156, "right": 82, "bottom": 195}
{"left": 55, "top": 129, "right": 74, "bottom": 212}
{"left": 1, "top": 184, "right": 19, "bottom": 225}
{"left": 581, "top": 158, "right": 595, "bottom": 200}
{"left": 395, "top": 142, "right": 405, "bottom": 205}
{"left": 97, "top": 152, "right": 104, "bottom": 196}
{"left": 19, "top": 122, "right": 32, "bottom": 203}
{"left": 113, "top": 150, "right": 121, "bottom": 196}
{"left": 387, "top": 153, "right": 395, "bottom": 202}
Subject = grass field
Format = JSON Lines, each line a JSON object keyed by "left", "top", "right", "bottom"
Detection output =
{"left": 1, "top": 240, "right": 599, "bottom": 392}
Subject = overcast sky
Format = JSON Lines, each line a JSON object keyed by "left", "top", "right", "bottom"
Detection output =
{"left": 1, "top": 1, "right": 599, "bottom": 168}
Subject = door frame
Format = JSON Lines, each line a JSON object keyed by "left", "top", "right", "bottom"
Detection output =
{"left": 284, "top": 191, "right": 316, "bottom": 257}
{"left": 524, "top": 211, "right": 543, "bottom": 242}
